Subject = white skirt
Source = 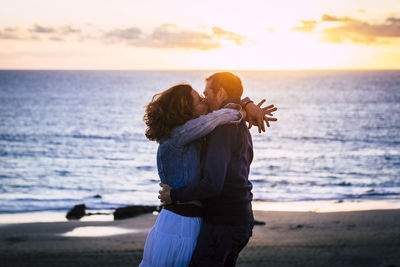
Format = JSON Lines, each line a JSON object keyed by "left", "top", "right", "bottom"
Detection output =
{"left": 139, "top": 209, "right": 202, "bottom": 267}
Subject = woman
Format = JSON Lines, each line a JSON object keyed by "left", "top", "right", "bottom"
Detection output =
{"left": 139, "top": 83, "right": 245, "bottom": 267}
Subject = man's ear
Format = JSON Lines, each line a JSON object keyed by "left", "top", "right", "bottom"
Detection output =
{"left": 217, "top": 87, "right": 228, "bottom": 100}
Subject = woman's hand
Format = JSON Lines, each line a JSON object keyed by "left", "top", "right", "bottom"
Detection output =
{"left": 245, "top": 99, "right": 277, "bottom": 133}
{"left": 158, "top": 183, "right": 173, "bottom": 205}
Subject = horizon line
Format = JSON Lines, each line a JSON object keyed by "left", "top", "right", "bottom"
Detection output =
{"left": 0, "top": 68, "right": 400, "bottom": 72}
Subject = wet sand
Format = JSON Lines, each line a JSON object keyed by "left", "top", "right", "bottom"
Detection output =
{"left": 1, "top": 208, "right": 400, "bottom": 267}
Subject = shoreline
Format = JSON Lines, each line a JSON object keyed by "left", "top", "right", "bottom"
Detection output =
{"left": 1, "top": 198, "right": 400, "bottom": 224}
{"left": 253, "top": 198, "right": 400, "bottom": 213}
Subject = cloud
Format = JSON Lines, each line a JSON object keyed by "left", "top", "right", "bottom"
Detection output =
{"left": 143, "top": 24, "right": 218, "bottom": 50}
{"left": 322, "top": 15, "right": 400, "bottom": 44}
{"left": 321, "top": 14, "right": 356, "bottom": 23}
{"left": 59, "top": 25, "right": 81, "bottom": 34}
{"left": 104, "top": 27, "right": 142, "bottom": 42}
{"left": 102, "top": 24, "right": 247, "bottom": 50}
{"left": 291, "top": 20, "right": 318, "bottom": 33}
{"left": 387, "top": 17, "right": 400, "bottom": 24}
{"left": 29, "top": 24, "right": 80, "bottom": 34}
{"left": 0, "top": 27, "right": 27, "bottom": 40}
{"left": 0, "top": 23, "right": 248, "bottom": 50}
{"left": 30, "top": 24, "right": 55, "bottom": 33}
{"left": 0, "top": 24, "right": 81, "bottom": 41}
{"left": 294, "top": 14, "right": 400, "bottom": 44}
{"left": 212, "top": 26, "right": 246, "bottom": 45}
{"left": 0, "top": 31, "right": 19, "bottom": 40}
{"left": 100, "top": 24, "right": 218, "bottom": 50}
{"left": 48, "top": 36, "right": 64, "bottom": 42}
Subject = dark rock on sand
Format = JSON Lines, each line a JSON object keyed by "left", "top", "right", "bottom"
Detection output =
{"left": 114, "top": 205, "right": 159, "bottom": 220}
{"left": 289, "top": 224, "right": 304, "bottom": 230}
{"left": 66, "top": 204, "right": 86, "bottom": 220}
{"left": 254, "top": 220, "right": 266, "bottom": 226}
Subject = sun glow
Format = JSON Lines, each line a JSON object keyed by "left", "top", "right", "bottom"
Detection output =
{"left": 185, "top": 29, "right": 360, "bottom": 70}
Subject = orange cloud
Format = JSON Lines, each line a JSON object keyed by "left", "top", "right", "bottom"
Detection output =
{"left": 294, "top": 14, "right": 400, "bottom": 44}
{"left": 321, "top": 14, "right": 356, "bottom": 23}
{"left": 212, "top": 26, "right": 246, "bottom": 45}
{"left": 291, "top": 20, "right": 318, "bottom": 33}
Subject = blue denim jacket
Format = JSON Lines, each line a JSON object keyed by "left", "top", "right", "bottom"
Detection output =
{"left": 157, "top": 104, "right": 242, "bottom": 205}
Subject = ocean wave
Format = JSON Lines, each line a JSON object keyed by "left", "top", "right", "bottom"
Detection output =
{"left": 252, "top": 191, "right": 400, "bottom": 202}
{"left": 0, "top": 131, "right": 148, "bottom": 145}
{"left": 71, "top": 134, "right": 113, "bottom": 140}
{"left": 136, "top": 166, "right": 155, "bottom": 171}
{"left": 249, "top": 178, "right": 400, "bottom": 189}
{"left": 0, "top": 133, "right": 28, "bottom": 143}
{"left": 344, "top": 189, "right": 400, "bottom": 199}
{"left": 54, "top": 170, "right": 72, "bottom": 176}
{"left": 277, "top": 135, "right": 400, "bottom": 145}
{"left": 64, "top": 130, "right": 146, "bottom": 142}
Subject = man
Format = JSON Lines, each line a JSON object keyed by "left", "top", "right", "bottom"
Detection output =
{"left": 159, "top": 72, "right": 276, "bottom": 266}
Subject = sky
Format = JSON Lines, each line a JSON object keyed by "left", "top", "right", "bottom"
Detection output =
{"left": 1, "top": 0, "right": 400, "bottom": 70}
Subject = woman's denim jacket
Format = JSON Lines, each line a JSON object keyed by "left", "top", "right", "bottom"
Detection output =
{"left": 157, "top": 104, "right": 242, "bottom": 206}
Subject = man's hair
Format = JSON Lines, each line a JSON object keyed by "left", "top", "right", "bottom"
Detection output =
{"left": 205, "top": 72, "right": 243, "bottom": 98}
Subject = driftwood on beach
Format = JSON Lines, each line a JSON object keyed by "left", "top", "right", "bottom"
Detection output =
{"left": 113, "top": 205, "right": 159, "bottom": 220}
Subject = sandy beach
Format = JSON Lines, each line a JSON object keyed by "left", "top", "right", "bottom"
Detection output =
{"left": 1, "top": 205, "right": 400, "bottom": 267}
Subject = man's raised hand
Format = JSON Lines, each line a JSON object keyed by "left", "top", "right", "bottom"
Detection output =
{"left": 246, "top": 99, "right": 277, "bottom": 133}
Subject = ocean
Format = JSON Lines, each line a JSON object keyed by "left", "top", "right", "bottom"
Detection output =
{"left": 0, "top": 70, "right": 399, "bottom": 213}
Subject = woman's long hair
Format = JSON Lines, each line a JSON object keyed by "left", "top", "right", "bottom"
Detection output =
{"left": 144, "top": 84, "right": 195, "bottom": 143}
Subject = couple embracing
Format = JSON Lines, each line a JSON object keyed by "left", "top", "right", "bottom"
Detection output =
{"left": 140, "top": 72, "right": 277, "bottom": 266}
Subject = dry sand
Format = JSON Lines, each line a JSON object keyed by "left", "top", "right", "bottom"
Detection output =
{"left": 1, "top": 209, "right": 400, "bottom": 267}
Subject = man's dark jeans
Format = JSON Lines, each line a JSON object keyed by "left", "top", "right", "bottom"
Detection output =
{"left": 189, "top": 217, "right": 254, "bottom": 267}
